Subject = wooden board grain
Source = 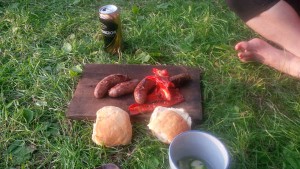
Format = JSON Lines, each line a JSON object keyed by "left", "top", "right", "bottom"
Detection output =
{"left": 66, "top": 64, "right": 202, "bottom": 124}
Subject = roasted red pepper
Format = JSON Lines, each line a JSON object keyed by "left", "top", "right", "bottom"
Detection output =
{"left": 148, "top": 68, "right": 174, "bottom": 101}
{"left": 129, "top": 89, "right": 184, "bottom": 115}
{"left": 129, "top": 68, "right": 185, "bottom": 115}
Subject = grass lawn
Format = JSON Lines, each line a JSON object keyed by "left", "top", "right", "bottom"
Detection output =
{"left": 1, "top": 0, "right": 300, "bottom": 168}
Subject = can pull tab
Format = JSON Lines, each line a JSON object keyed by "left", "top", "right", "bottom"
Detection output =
{"left": 101, "top": 8, "right": 107, "bottom": 12}
{"left": 100, "top": 5, "right": 118, "bottom": 14}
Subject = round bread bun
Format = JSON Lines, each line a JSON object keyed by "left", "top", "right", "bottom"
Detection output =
{"left": 92, "top": 106, "right": 132, "bottom": 147}
{"left": 147, "top": 106, "right": 192, "bottom": 144}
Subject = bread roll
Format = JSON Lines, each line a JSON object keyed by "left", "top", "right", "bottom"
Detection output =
{"left": 92, "top": 106, "right": 132, "bottom": 147}
{"left": 147, "top": 106, "right": 192, "bottom": 144}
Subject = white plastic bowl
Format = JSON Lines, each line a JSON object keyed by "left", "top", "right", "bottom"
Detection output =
{"left": 169, "top": 130, "right": 230, "bottom": 169}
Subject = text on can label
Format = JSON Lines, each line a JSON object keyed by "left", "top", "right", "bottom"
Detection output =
{"left": 101, "top": 30, "right": 117, "bottom": 35}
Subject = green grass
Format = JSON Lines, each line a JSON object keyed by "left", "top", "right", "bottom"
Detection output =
{"left": 1, "top": 0, "right": 300, "bottom": 168}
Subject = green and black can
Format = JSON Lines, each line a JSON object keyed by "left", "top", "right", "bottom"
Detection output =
{"left": 99, "top": 5, "right": 123, "bottom": 55}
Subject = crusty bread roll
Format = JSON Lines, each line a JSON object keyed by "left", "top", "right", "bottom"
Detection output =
{"left": 92, "top": 106, "right": 132, "bottom": 147}
{"left": 147, "top": 106, "right": 192, "bottom": 144}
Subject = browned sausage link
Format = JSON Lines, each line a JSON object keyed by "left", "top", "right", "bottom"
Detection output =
{"left": 94, "top": 74, "right": 130, "bottom": 99}
{"left": 108, "top": 79, "right": 140, "bottom": 97}
{"left": 170, "top": 73, "right": 191, "bottom": 87}
{"left": 134, "top": 78, "right": 156, "bottom": 104}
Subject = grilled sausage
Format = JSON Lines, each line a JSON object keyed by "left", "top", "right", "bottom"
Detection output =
{"left": 94, "top": 74, "right": 130, "bottom": 99}
{"left": 170, "top": 73, "right": 191, "bottom": 87}
{"left": 108, "top": 79, "right": 140, "bottom": 97}
{"left": 134, "top": 78, "right": 156, "bottom": 104}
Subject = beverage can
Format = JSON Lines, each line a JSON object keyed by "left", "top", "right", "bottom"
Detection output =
{"left": 99, "top": 5, "right": 123, "bottom": 55}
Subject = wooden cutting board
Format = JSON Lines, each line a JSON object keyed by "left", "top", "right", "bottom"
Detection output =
{"left": 66, "top": 64, "right": 203, "bottom": 124}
